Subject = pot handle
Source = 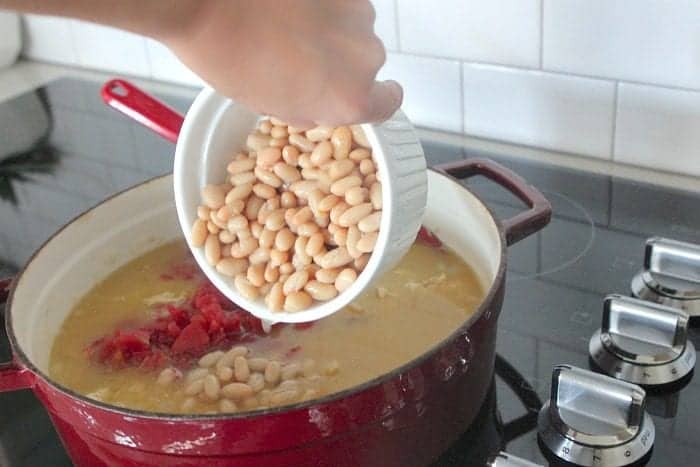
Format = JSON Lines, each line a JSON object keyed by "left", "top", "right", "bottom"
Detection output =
{"left": 101, "top": 79, "right": 184, "bottom": 143}
{"left": 0, "top": 276, "right": 34, "bottom": 392}
{"left": 434, "top": 158, "right": 551, "bottom": 246}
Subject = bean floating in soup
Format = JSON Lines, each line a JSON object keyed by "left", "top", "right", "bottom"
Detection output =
{"left": 49, "top": 229, "right": 485, "bottom": 414}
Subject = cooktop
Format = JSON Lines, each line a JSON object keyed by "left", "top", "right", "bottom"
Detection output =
{"left": 1, "top": 77, "right": 699, "bottom": 467}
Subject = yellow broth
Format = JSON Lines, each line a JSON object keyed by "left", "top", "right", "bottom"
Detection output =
{"left": 50, "top": 240, "right": 485, "bottom": 414}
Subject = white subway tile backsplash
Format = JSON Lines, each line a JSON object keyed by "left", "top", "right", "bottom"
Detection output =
{"left": 22, "top": 15, "right": 76, "bottom": 64}
{"left": 543, "top": 0, "right": 700, "bottom": 89}
{"left": 71, "top": 21, "right": 150, "bottom": 77}
{"left": 462, "top": 64, "right": 615, "bottom": 159}
{"left": 145, "top": 39, "right": 204, "bottom": 87}
{"left": 397, "top": 0, "right": 541, "bottom": 68}
{"left": 370, "top": 0, "right": 397, "bottom": 51}
{"left": 378, "top": 54, "right": 462, "bottom": 132}
{"left": 17, "top": 3, "right": 700, "bottom": 179}
{"left": 615, "top": 83, "right": 700, "bottom": 176}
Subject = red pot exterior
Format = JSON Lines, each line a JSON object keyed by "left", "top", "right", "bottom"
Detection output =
{"left": 1, "top": 157, "right": 551, "bottom": 466}
{"left": 30, "top": 280, "right": 502, "bottom": 467}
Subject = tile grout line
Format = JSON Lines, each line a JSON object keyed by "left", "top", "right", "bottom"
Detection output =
{"left": 459, "top": 62, "right": 465, "bottom": 134}
{"left": 392, "top": 0, "right": 401, "bottom": 52}
{"left": 610, "top": 82, "right": 620, "bottom": 161}
{"left": 539, "top": 0, "right": 545, "bottom": 69}
{"left": 386, "top": 50, "right": 700, "bottom": 95}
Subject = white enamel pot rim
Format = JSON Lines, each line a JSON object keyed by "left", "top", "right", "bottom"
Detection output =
{"left": 0, "top": 160, "right": 550, "bottom": 421}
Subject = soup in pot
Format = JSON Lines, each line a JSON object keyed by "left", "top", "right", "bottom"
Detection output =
{"left": 49, "top": 231, "right": 485, "bottom": 414}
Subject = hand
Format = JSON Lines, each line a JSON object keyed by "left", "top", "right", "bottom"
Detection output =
{"left": 160, "top": 0, "right": 402, "bottom": 126}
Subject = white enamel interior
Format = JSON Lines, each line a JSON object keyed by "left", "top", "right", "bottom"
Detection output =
{"left": 174, "top": 88, "right": 426, "bottom": 323}
{"left": 9, "top": 172, "right": 501, "bottom": 375}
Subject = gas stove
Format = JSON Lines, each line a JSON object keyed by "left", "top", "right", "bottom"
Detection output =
{"left": 1, "top": 77, "right": 699, "bottom": 467}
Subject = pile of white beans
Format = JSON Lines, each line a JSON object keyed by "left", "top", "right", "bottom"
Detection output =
{"left": 157, "top": 345, "right": 338, "bottom": 412}
{"left": 190, "top": 119, "right": 382, "bottom": 312}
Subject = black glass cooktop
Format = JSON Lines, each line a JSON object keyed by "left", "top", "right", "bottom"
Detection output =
{"left": 1, "top": 78, "right": 699, "bottom": 466}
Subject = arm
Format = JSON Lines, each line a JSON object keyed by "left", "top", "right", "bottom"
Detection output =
{"left": 2, "top": 0, "right": 402, "bottom": 126}
{"left": 0, "top": 1, "right": 196, "bottom": 38}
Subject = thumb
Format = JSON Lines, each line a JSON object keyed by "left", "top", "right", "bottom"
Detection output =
{"left": 362, "top": 80, "right": 403, "bottom": 123}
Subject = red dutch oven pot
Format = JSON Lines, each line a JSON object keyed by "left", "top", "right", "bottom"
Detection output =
{"left": 0, "top": 81, "right": 551, "bottom": 466}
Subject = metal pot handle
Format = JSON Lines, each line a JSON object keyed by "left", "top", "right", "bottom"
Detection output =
{"left": 101, "top": 79, "right": 184, "bottom": 143}
{"left": 0, "top": 276, "right": 33, "bottom": 392}
{"left": 434, "top": 158, "right": 552, "bottom": 246}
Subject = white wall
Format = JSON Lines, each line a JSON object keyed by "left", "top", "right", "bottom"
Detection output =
{"left": 20, "top": 0, "right": 700, "bottom": 177}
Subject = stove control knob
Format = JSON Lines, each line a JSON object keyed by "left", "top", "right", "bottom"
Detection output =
{"left": 538, "top": 365, "right": 654, "bottom": 467}
{"left": 631, "top": 237, "right": 700, "bottom": 318}
{"left": 590, "top": 295, "right": 695, "bottom": 386}
{"left": 487, "top": 451, "right": 543, "bottom": 467}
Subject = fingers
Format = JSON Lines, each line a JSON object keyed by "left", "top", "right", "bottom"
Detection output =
{"left": 320, "top": 80, "right": 403, "bottom": 125}
{"left": 363, "top": 80, "right": 403, "bottom": 123}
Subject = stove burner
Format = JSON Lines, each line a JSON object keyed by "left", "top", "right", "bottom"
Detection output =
{"left": 510, "top": 190, "right": 595, "bottom": 282}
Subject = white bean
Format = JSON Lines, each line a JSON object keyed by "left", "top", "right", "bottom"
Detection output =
{"left": 315, "top": 267, "right": 341, "bottom": 284}
{"left": 217, "top": 366, "right": 234, "bottom": 383}
{"left": 199, "top": 350, "right": 225, "bottom": 368}
{"left": 157, "top": 367, "right": 179, "bottom": 386}
{"left": 248, "top": 373, "right": 266, "bottom": 393}
{"left": 222, "top": 383, "right": 254, "bottom": 400}
{"left": 370, "top": 182, "right": 382, "bottom": 209}
{"left": 283, "top": 270, "right": 309, "bottom": 295}
{"left": 204, "top": 234, "right": 221, "bottom": 265}
{"left": 219, "top": 399, "right": 238, "bottom": 413}
{"left": 306, "top": 125, "right": 333, "bottom": 142}
{"left": 185, "top": 379, "right": 204, "bottom": 396}
{"left": 305, "top": 280, "right": 338, "bottom": 301}
{"left": 331, "top": 126, "right": 352, "bottom": 160}
{"left": 227, "top": 158, "right": 256, "bottom": 174}
{"left": 191, "top": 219, "right": 207, "bottom": 246}
{"left": 216, "top": 258, "right": 248, "bottom": 277}
{"left": 204, "top": 374, "right": 221, "bottom": 400}
{"left": 284, "top": 291, "right": 313, "bottom": 312}
{"left": 358, "top": 212, "right": 381, "bottom": 233}
{"left": 338, "top": 203, "right": 373, "bottom": 227}
{"left": 335, "top": 268, "right": 357, "bottom": 292}
{"left": 289, "top": 133, "right": 315, "bottom": 152}
{"left": 202, "top": 184, "right": 226, "bottom": 209}
{"left": 257, "top": 147, "right": 282, "bottom": 167}
{"left": 356, "top": 232, "right": 378, "bottom": 252}
{"left": 265, "top": 282, "right": 284, "bottom": 312}
{"left": 234, "top": 274, "right": 259, "bottom": 299}
{"left": 234, "top": 356, "right": 250, "bottom": 382}
{"left": 350, "top": 125, "right": 370, "bottom": 148}
{"left": 255, "top": 166, "right": 283, "bottom": 187}
{"left": 330, "top": 175, "right": 362, "bottom": 197}
{"left": 265, "top": 361, "right": 282, "bottom": 384}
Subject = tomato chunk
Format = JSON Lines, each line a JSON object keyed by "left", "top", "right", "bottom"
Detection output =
{"left": 417, "top": 226, "right": 443, "bottom": 248}
{"left": 171, "top": 322, "right": 210, "bottom": 355}
{"left": 86, "top": 260, "right": 313, "bottom": 371}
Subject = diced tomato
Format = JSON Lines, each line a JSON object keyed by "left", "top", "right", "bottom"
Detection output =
{"left": 294, "top": 322, "right": 315, "bottom": 330}
{"left": 417, "top": 226, "right": 443, "bottom": 248}
{"left": 114, "top": 330, "right": 151, "bottom": 354}
{"left": 171, "top": 322, "right": 210, "bottom": 355}
{"left": 140, "top": 351, "right": 167, "bottom": 370}
{"left": 285, "top": 345, "right": 302, "bottom": 358}
{"left": 86, "top": 267, "right": 284, "bottom": 371}
{"left": 223, "top": 314, "right": 241, "bottom": 333}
